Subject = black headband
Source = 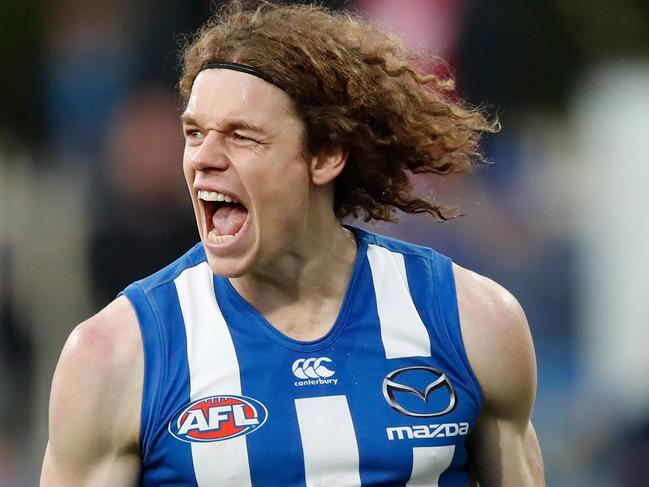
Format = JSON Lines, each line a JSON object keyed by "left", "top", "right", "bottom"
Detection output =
{"left": 201, "top": 61, "right": 280, "bottom": 90}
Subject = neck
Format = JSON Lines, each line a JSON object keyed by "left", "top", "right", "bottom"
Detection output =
{"left": 232, "top": 219, "right": 357, "bottom": 301}
{"left": 229, "top": 217, "right": 357, "bottom": 339}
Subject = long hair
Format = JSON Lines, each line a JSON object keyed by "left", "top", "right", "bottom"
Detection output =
{"left": 179, "top": 2, "right": 499, "bottom": 222}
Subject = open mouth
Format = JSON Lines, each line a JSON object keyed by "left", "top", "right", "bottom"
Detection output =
{"left": 198, "top": 190, "right": 249, "bottom": 244}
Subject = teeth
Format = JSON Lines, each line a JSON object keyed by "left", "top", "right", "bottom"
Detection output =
{"left": 198, "top": 190, "right": 238, "bottom": 203}
{"left": 208, "top": 230, "right": 236, "bottom": 243}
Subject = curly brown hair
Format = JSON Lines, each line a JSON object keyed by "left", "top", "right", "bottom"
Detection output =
{"left": 179, "top": 1, "right": 499, "bottom": 222}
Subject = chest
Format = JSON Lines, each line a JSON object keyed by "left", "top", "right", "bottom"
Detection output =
{"left": 259, "top": 302, "right": 340, "bottom": 342}
{"left": 139, "top": 247, "right": 482, "bottom": 486}
{"left": 142, "top": 313, "right": 480, "bottom": 487}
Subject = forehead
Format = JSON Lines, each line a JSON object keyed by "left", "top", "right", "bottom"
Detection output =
{"left": 183, "top": 69, "right": 297, "bottom": 128}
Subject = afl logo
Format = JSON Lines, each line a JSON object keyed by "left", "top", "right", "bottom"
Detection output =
{"left": 168, "top": 395, "right": 268, "bottom": 443}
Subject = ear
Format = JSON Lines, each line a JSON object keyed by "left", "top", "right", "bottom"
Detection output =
{"left": 308, "top": 144, "right": 348, "bottom": 186}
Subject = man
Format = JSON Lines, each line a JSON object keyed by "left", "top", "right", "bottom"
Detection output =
{"left": 41, "top": 3, "right": 544, "bottom": 486}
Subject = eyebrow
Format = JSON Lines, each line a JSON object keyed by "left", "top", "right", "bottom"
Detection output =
{"left": 180, "top": 113, "right": 268, "bottom": 135}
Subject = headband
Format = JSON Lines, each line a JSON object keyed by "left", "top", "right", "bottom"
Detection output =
{"left": 202, "top": 61, "right": 281, "bottom": 90}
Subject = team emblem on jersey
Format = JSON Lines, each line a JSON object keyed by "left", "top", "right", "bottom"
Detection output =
{"left": 382, "top": 366, "right": 456, "bottom": 418}
{"left": 168, "top": 395, "right": 268, "bottom": 443}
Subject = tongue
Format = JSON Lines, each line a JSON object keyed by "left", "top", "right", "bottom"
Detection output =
{"left": 212, "top": 204, "right": 248, "bottom": 236}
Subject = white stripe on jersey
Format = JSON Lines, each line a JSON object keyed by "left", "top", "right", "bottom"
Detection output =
{"left": 367, "top": 244, "right": 432, "bottom": 359}
{"left": 407, "top": 445, "right": 455, "bottom": 486}
{"left": 176, "top": 262, "right": 253, "bottom": 487}
{"left": 295, "top": 395, "right": 362, "bottom": 487}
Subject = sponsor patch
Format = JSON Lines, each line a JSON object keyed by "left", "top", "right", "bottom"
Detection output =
{"left": 169, "top": 395, "right": 268, "bottom": 443}
{"left": 292, "top": 357, "right": 338, "bottom": 387}
{"left": 382, "top": 366, "right": 456, "bottom": 417}
{"left": 386, "top": 422, "right": 470, "bottom": 441}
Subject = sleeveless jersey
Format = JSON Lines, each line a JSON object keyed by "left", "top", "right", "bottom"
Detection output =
{"left": 122, "top": 227, "right": 483, "bottom": 487}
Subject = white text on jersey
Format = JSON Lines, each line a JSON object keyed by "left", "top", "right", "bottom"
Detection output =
{"left": 386, "top": 422, "right": 470, "bottom": 441}
{"left": 178, "top": 404, "right": 259, "bottom": 435}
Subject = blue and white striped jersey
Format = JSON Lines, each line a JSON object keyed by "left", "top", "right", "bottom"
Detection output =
{"left": 122, "top": 227, "right": 482, "bottom": 487}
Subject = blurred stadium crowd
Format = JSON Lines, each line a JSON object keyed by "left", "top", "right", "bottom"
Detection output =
{"left": 1, "top": 0, "right": 648, "bottom": 485}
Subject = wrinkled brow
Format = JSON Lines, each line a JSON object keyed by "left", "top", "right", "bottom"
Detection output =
{"left": 180, "top": 113, "right": 268, "bottom": 135}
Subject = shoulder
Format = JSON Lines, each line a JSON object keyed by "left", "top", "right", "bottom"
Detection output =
{"left": 57, "top": 296, "right": 143, "bottom": 392}
{"left": 452, "top": 264, "right": 537, "bottom": 419}
{"left": 131, "top": 242, "right": 205, "bottom": 293}
{"left": 48, "top": 296, "right": 143, "bottom": 459}
{"left": 356, "top": 227, "right": 433, "bottom": 259}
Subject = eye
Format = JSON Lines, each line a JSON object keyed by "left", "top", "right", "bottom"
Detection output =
{"left": 230, "top": 132, "right": 256, "bottom": 143}
{"left": 183, "top": 128, "right": 204, "bottom": 144}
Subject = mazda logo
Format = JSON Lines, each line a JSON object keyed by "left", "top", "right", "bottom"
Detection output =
{"left": 382, "top": 366, "right": 456, "bottom": 418}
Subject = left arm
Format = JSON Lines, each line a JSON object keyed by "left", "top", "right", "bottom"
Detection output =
{"left": 454, "top": 264, "right": 545, "bottom": 486}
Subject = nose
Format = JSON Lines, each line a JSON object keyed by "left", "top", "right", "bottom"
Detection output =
{"left": 189, "top": 130, "right": 230, "bottom": 172}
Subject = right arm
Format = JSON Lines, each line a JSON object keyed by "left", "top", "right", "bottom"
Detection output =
{"left": 40, "top": 296, "right": 143, "bottom": 486}
{"left": 454, "top": 264, "right": 545, "bottom": 486}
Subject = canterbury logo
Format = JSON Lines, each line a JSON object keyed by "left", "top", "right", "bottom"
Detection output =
{"left": 292, "top": 357, "right": 335, "bottom": 379}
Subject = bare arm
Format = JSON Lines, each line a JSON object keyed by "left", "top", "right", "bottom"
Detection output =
{"left": 455, "top": 264, "right": 545, "bottom": 486}
{"left": 40, "top": 296, "right": 143, "bottom": 487}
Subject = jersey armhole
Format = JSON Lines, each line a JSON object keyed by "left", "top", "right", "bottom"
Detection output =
{"left": 120, "top": 283, "right": 166, "bottom": 464}
{"left": 429, "top": 254, "right": 484, "bottom": 412}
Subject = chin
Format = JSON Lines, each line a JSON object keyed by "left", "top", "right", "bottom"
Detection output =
{"left": 203, "top": 250, "right": 251, "bottom": 278}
